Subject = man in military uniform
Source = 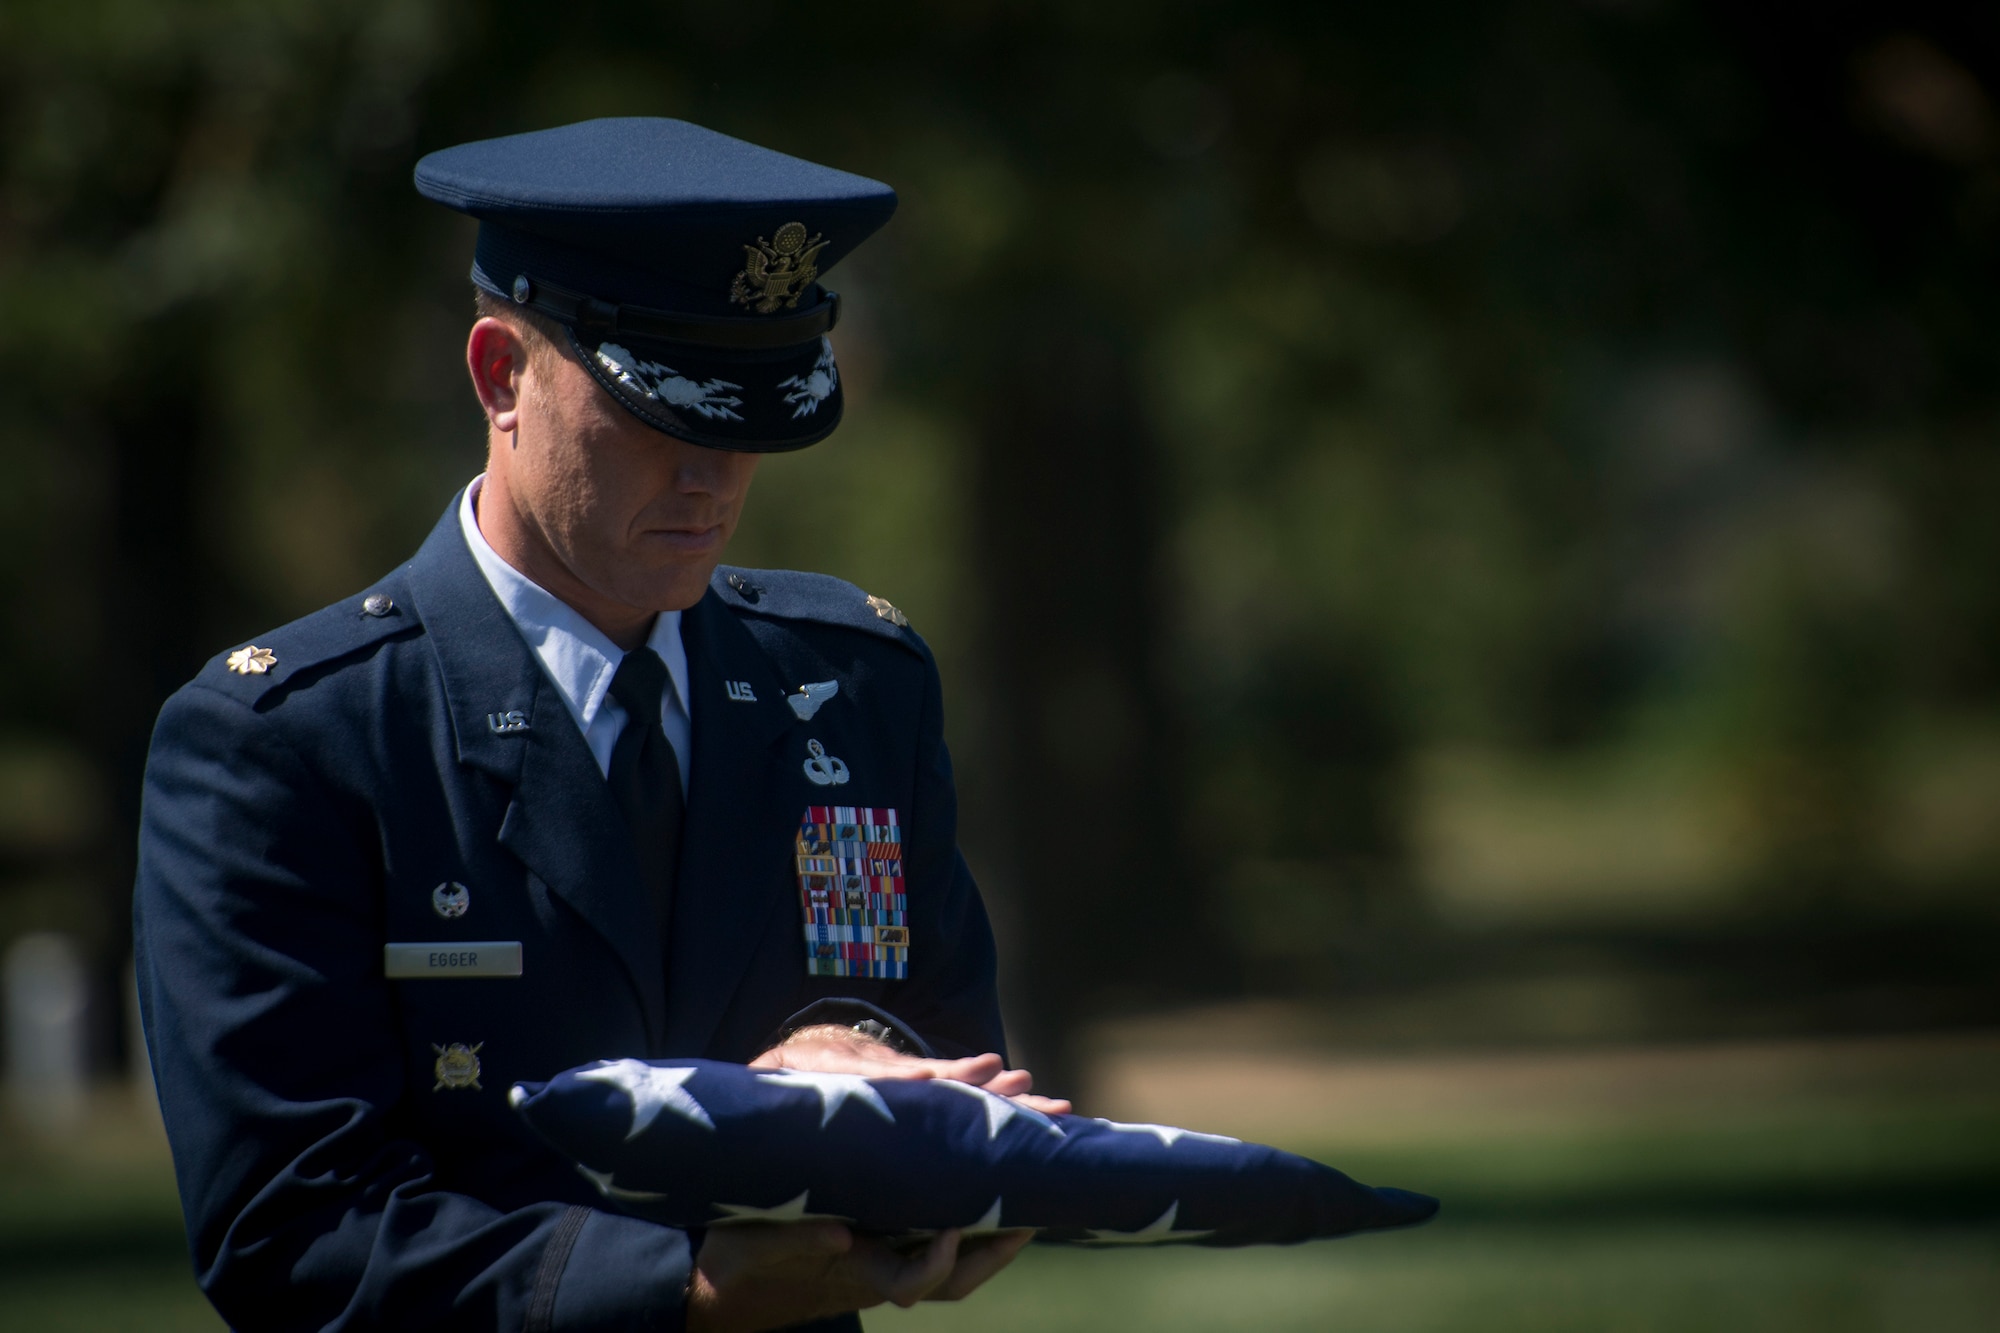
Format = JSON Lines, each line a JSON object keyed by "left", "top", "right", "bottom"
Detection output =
{"left": 134, "top": 118, "right": 1061, "bottom": 1332}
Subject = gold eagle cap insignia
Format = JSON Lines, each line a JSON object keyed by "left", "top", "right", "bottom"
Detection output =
{"left": 730, "top": 221, "right": 827, "bottom": 314}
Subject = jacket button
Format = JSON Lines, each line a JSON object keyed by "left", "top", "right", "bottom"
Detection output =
{"left": 362, "top": 594, "right": 395, "bottom": 617}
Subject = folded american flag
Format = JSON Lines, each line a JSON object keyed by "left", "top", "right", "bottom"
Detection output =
{"left": 509, "top": 1059, "right": 1438, "bottom": 1245}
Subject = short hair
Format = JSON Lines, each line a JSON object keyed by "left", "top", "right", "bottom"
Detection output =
{"left": 472, "top": 287, "right": 572, "bottom": 370}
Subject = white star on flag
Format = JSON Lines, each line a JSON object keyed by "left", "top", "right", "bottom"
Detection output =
{"left": 711, "top": 1190, "right": 851, "bottom": 1225}
{"left": 575, "top": 1164, "right": 670, "bottom": 1203}
{"left": 963, "top": 1197, "right": 1007, "bottom": 1235}
{"left": 1097, "top": 1119, "right": 1240, "bottom": 1148}
{"left": 574, "top": 1061, "right": 714, "bottom": 1138}
{"left": 755, "top": 1069, "right": 895, "bottom": 1128}
{"left": 1083, "top": 1201, "right": 1214, "bottom": 1245}
{"left": 931, "top": 1077, "right": 1065, "bottom": 1140}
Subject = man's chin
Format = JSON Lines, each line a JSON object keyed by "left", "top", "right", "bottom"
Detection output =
{"left": 612, "top": 563, "right": 724, "bottom": 615}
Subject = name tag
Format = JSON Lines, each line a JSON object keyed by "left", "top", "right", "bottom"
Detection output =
{"left": 384, "top": 942, "right": 523, "bottom": 979}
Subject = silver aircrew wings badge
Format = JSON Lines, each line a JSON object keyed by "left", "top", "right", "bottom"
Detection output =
{"left": 787, "top": 681, "right": 839, "bottom": 720}
{"left": 433, "top": 1042, "right": 483, "bottom": 1091}
{"left": 730, "top": 221, "right": 827, "bottom": 314}
{"left": 227, "top": 645, "right": 277, "bottom": 675}
{"left": 796, "top": 806, "right": 908, "bottom": 979}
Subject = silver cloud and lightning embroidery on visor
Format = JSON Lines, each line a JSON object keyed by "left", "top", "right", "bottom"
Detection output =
{"left": 593, "top": 343, "right": 746, "bottom": 421}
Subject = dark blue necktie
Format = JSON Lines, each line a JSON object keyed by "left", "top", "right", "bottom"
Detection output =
{"left": 606, "top": 647, "right": 684, "bottom": 951}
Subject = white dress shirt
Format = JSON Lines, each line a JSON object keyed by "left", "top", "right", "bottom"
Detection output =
{"left": 459, "top": 476, "right": 692, "bottom": 788}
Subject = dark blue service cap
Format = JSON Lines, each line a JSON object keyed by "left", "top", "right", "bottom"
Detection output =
{"left": 414, "top": 117, "right": 897, "bottom": 451}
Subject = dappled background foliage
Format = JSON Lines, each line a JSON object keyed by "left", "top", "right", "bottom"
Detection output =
{"left": 1, "top": 0, "right": 1996, "bottom": 1084}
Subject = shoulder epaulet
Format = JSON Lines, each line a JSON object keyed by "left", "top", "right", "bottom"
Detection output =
{"left": 197, "top": 582, "right": 417, "bottom": 705}
{"left": 711, "top": 566, "right": 925, "bottom": 656}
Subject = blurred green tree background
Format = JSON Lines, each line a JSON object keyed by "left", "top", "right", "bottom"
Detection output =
{"left": 1, "top": 0, "right": 1996, "bottom": 1087}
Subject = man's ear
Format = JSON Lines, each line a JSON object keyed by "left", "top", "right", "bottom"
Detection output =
{"left": 466, "top": 317, "right": 529, "bottom": 433}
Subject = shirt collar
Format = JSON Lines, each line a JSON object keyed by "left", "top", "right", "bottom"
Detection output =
{"left": 458, "top": 476, "right": 689, "bottom": 726}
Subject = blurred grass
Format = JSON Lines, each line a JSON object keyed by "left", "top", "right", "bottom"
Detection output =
{"left": 1319, "top": 1100, "right": 2000, "bottom": 1222}
{"left": 4, "top": 1035, "right": 1996, "bottom": 1331}
{"left": 879, "top": 1221, "right": 2000, "bottom": 1333}
{"left": 0, "top": 1097, "right": 220, "bottom": 1332}
{"left": 890, "top": 1032, "right": 2000, "bottom": 1332}
{"left": 0, "top": 1271, "right": 223, "bottom": 1333}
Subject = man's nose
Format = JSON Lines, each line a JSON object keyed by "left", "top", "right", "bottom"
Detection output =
{"left": 673, "top": 449, "right": 747, "bottom": 496}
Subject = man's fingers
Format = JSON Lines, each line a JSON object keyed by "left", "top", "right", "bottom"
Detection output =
{"left": 751, "top": 1040, "right": 1072, "bottom": 1119}
{"left": 920, "top": 1052, "right": 1005, "bottom": 1084}
{"left": 753, "top": 1041, "right": 931, "bottom": 1081}
{"left": 883, "top": 1228, "right": 963, "bottom": 1308}
{"left": 754, "top": 1039, "right": 1024, "bottom": 1089}
{"left": 979, "top": 1066, "right": 1033, "bottom": 1096}
{"left": 1012, "top": 1093, "right": 1072, "bottom": 1115}
{"left": 692, "top": 1218, "right": 1034, "bottom": 1327}
{"left": 739, "top": 1220, "right": 855, "bottom": 1262}
{"left": 695, "top": 1220, "right": 853, "bottom": 1285}
{"left": 692, "top": 1220, "right": 855, "bottom": 1307}
{"left": 961, "top": 1066, "right": 1069, "bottom": 1112}
{"left": 965, "top": 1066, "right": 1071, "bottom": 1114}
{"left": 844, "top": 1228, "right": 962, "bottom": 1309}
{"left": 928, "top": 1229, "right": 1035, "bottom": 1302}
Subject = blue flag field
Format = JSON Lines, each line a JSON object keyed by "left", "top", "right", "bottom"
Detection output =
{"left": 510, "top": 1058, "right": 1439, "bottom": 1245}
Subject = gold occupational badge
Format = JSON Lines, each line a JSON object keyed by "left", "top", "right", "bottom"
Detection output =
{"left": 432, "top": 1041, "right": 483, "bottom": 1091}
{"left": 864, "top": 594, "right": 909, "bottom": 629}
{"left": 227, "top": 645, "right": 277, "bottom": 675}
{"left": 730, "top": 221, "right": 827, "bottom": 314}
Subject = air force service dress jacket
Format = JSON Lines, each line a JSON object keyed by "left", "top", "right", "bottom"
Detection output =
{"left": 133, "top": 495, "right": 1005, "bottom": 1331}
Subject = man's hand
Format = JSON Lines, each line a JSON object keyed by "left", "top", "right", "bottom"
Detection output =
{"left": 750, "top": 1025, "right": 1071, "bottom": 1116}
{"left": 689, "top": 1027, "right": 1055, "bottom": 1329}
{"left": 685, "top": 1223, "right": 1034, "bottom": 1333}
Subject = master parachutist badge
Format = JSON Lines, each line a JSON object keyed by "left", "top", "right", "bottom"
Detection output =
{"left": 730, "top": 221, "right": 827, "bottom": 314}
{"left": 802, "top": 739, "right": 850, "bottom": 787}
{"left": 433, "top": 1042, "right": 483, "bottom": 1091}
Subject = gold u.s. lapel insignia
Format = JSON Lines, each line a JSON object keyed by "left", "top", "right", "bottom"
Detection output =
{"left": 227, "top": 645, "right": 277, "bottom": 675}
{"left": 432, "top": 1042, "right": 483, "bottom": 1091}
{"left": 730, "top": 222, "right": 827, "bottom": 313}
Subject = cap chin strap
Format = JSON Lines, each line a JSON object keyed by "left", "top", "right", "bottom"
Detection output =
{"left": 470, "top": 263, "right": 839, "bottom": 351}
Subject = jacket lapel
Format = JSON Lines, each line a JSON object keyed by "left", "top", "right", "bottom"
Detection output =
{"left": 660, "top": 589, "right": 799, "bottom": 1055}
{"left": 399, "top": 499, "right": 666, "bottom": 1046}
